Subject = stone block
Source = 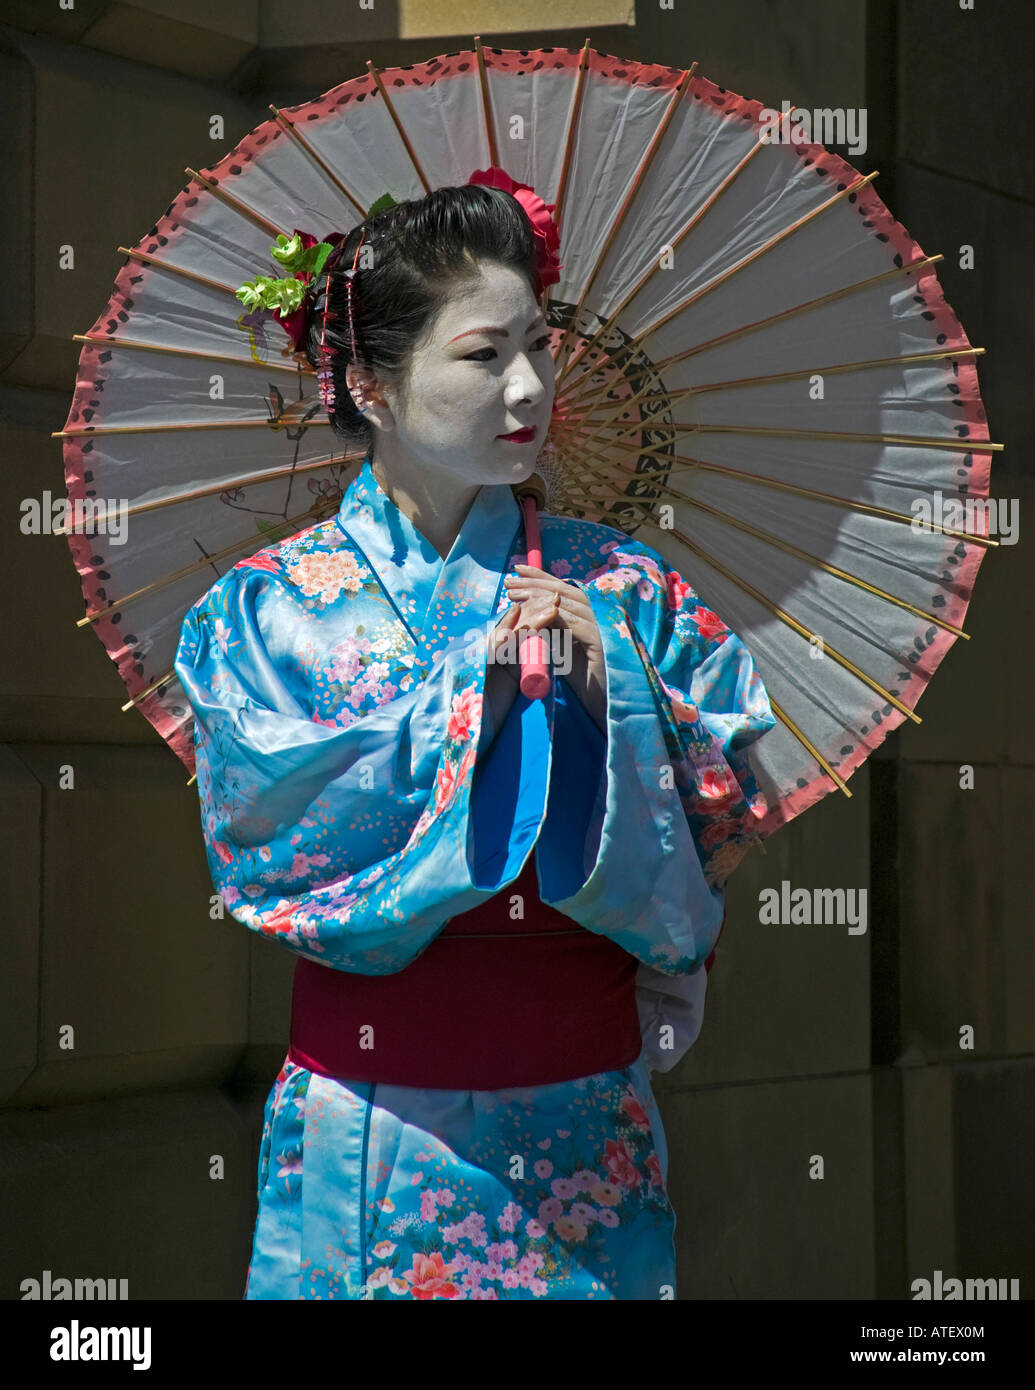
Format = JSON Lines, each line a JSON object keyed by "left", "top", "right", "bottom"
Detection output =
{"left": 897, "top": 761, "right": 1027, "bottom": 1062}
{"left": 661, "top": 1071, "right": 875, "bottom": 1299}
{"left": 0, "top": 29, "right": 255, "bottom": 391}
{"left": 0, "top": 747, "right": 42, "bottom": 1103}
{"left": 899, "top": 0, "right": 1032, "bottom": 203}
{"left": 9, "top": 743, "right": 249, "bottom": 1105}
{"left": 0, "top": 1086, "right": 254, "bottom": 1299}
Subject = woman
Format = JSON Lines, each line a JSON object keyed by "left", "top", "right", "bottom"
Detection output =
{"left": 174, "top": 182, "right": 777, "bottom": 1299}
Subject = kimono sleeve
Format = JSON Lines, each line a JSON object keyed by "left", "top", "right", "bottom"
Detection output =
{"left": 173, "top": 564, "right": 548, "bottom": 974}
{"left": 538, "top": 537, "right": 777, "bottom": 976}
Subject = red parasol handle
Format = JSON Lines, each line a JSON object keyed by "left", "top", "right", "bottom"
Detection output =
{"left": 518, "top": 494, "right": 551, "bottom": 701}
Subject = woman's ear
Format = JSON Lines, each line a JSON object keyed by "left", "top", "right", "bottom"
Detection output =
{"left": 345, "top": 363, "right": 394, "bottom": 429}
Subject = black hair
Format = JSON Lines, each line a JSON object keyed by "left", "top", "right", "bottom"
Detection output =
{"left": 305, "top": 184, "right": 541, "bottom": 453}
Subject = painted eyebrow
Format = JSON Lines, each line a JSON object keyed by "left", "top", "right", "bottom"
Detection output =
{"left": 448, "top": 317, "right": 548, "bottom": 345}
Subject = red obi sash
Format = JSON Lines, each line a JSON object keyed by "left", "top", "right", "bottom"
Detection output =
{"left": 288, "top": 856, "right": 643, "bottom": 1090}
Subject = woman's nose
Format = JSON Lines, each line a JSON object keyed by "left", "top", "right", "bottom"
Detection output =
{"left": 505, "top": 362, "right": 546, "bottom": 407}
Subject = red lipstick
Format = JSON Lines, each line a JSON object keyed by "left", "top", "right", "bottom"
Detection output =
{"left": 498, "top": 427, "right": 536, "bottom": 443}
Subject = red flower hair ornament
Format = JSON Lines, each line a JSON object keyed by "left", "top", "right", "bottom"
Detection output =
{"left": 466, "top": 166, "right": 565, "bottom": 293}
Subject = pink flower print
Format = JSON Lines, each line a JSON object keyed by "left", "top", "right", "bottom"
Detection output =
{"left": 328, "top": 635, "right": 371, "bottom": 683}
{"left": 533, "top": 1158, "right": 553, "bottom": 1180}
{"left": 569, "top": 1202, "right": 597, "bottom": 1226}
{"left": 366, "top": 1265, "right": 393, "bottom": 1289}
{"left": 537, "top": 1198, "right": 563, "bottom": 1226}
{"left": 236, "top": 551, "right": 281, "bottom": 575}
{"left": 646, "top": 1152, "right": 664, "bottom": 1190}
{"left": 525, "top": 1219, "right": 546, "bottom": 1239}
{"left": 447, "top": 685, "right": 482, "bottom": 741}
{"left": 410, "top": 1172, "right": 424, "bottom": 1185}
{"left": 434, "top": 759, "right": 458, "bottom": 813}
{"left": 549, "top": 557, "right": 572, "bottom": 578}
{"left": 589, "top": 1180, "right": 623, "bottom": 1207}
{"left": 554, "top": 1215, "right": 588, "bottom": 1243}
{"left": 457, "top": 743, "right": 477, "bottom": 789}
{"left": 700, "top": 765, "right": 739, "bottom": 802}
{"left": 529, "top": 1277, "right": 549, "bottom": 1297}
{"left": 287, "top": 550, "right": 368, "bottom": 604}
{"left": 432, "top": 1187, "right": 456, "bottom": 1208}
{"left": 401, "top": 1251, "right": 461, "bottom": 1300}
{"left": 665, "top": 571, "right": 693, "bottom": 611}
{"left": 371, "top": 1240, "right": 397, "bottom": 1259}
{"left": 464, "top": 1211, "right": 488, "bottom": 1238}
{"left": 500, "top": 1240, "right": 518, "bottom": 1260}
{"left": 595, "top": 1207, "right": 620, "bottom": 1228}
{"left": 637, "top": 578, "right": 655, "bottom": 602}
{"left": 663, "top": 681, "right": 700, "bottom": 725}
{"left": 420, "top": 1190, "right": 438, "bottom": 1222}
{"left": 498, "top": 1202, "right": 522, "bottom": 1233}
{"left": 690, "top": 602, "right": 730, "bottom": 643}
{"left": 604, "top": 1137, "right": 641, "bottom": 1189}
{"left": 621, "top": 1091, "right": 651, "bottom": 1131}
{"left": 594, "top": 566, "right": 640, "bottom": 594}
{"left": 600, "top": 540, "right": 620, "bottom": 554}
{"left": 213, "top": 841, "right": 234, "bottom": 865}
{"left": 572, "top": 1168, "right": 597, "bottom": 1192}
{"left": 550, "top": 1177, "right": 578, "bottom": 1200}
{"left": 262, "top": 900, "right": 305, "bottom": 937}
{"left": 556, "top": 1129, "right": 571, "bottom": 1138}
{"left": 502, "top": 1268, "right": 520, "bottom": 1290}
{"left": 276, "top": 1152, "right": 302, "bottom": 1177}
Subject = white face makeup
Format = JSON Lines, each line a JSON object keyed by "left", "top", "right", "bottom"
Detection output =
{"left": 361, "top": 260, "right": 555, "bottom": 491}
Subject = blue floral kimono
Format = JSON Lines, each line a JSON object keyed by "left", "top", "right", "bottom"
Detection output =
{"left": 174, "top": 457, "right": 776, "bottom": 1300}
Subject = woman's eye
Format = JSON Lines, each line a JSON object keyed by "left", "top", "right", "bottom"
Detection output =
{"left": 464, "top": 336, "right": 551, "bottom": 363}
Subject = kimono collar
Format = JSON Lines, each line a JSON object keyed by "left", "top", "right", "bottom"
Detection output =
{"left": 336, "top": 456, "right": 523, "bottom": 673}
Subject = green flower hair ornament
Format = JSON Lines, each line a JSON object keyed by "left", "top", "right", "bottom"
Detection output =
{"left": 235, "top": 233, "right": 336, "bottom": 314}
{"left": 234, "top": 193, "right": 400, "bottom": 318}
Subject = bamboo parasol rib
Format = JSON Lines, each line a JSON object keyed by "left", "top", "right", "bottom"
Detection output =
{"left": 551, "top": 63, "right": 697, "bottom": 376}
{"left": 558, "top": 171, "right": 880, "bottom": 391}
{"left": 559, "top": 348, "right": 987, "bottom": 437}
{"left": 183, "top": 166, "right": 286, "bottom": 241}
{"left": 268, "top": 105, "right": 368, "bottom": 219}
{"left": 556, "top": 432, "right": 924, "bottom": 725}
{"left": 551, "top": 428, "right": 999, "bottom": 548}
{"left": 557, "top": 254, "right": 948, "bottom": 412}
{"left": 544, "top": 440, "right": 893, "bottom": 789}
{"left": 555, "top": 101, "right": 799, "bottom": 388}
{"left": 72, "top": 332, "right": 316, "bottom": 375}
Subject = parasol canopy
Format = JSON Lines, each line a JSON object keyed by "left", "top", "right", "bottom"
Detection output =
{"left": 56, "top": 37, "right": 1001, "bottom": 836}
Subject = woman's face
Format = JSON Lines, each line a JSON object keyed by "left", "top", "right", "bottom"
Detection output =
{"left": 370, "top": 260, "right": 555, "bottom": 490}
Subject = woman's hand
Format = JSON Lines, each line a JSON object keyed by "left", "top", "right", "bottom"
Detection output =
{"left": 503, "top": 564, "right": 608, "bottom": 732}
{"left": 483, "top": 590, "right": 565, "bottom": 736}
